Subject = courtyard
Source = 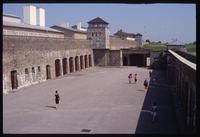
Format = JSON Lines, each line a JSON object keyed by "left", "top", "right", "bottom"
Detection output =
{"left": 3, "top": 66, "right": 178, "bottom": 134}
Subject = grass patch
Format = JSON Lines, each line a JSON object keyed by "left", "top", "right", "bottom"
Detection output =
{"left": 143, "top": 43, "right": 167, "bottom": 51}
{"left": 186, "top": 44, "right": 196, "bottom": 53}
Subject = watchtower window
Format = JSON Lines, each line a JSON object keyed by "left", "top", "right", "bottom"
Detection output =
{"left": 25, "top": 68, "right": 29, "bottom": 74}
{"left": 32, "top": 67, "right": 35, "bottom": 73}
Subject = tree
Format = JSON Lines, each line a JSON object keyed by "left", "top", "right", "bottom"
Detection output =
{"left": 146, "top": 39, "right": 150, "bottom": 43}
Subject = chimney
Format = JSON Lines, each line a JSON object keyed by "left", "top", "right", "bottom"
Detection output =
{"left": 23, "top": 5, "right": 37, "bottom": 25}
{"left": 36, "top": 7, "right": 45, "bottom": 27}
{"left": 23, "top": 5, "right": 45, "bottom": 26}
{"left": 77, "top": 22, "right": 81, "bottom": 30}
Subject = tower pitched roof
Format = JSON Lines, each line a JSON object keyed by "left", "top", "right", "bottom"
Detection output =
{"left": 87, "top": 17, "right": 109, "bottom": 24}
{"left": 114, "top": 29, "right": 136, "bottom": 38}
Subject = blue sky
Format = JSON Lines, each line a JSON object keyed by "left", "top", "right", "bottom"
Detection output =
{"left": 3, "top": 3, "right": 196, "bottom": 44}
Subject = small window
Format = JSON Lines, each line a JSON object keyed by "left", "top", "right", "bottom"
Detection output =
{"left": 32, "top": 67, "right": 35, "bottom": 73}
{"left": 25, "top": 68, "right": 29, "bottom": 74}
{"left": 96, "top": 32, "right": 97, "bottom": 36}
{"left": 92, "top": 32, "right": 94, "bottom": 36}
{"left": 38, "top": 66, "right": 41, "bottom": 72}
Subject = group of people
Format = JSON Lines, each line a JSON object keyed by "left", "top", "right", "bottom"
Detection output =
{"left": 128, "top": 70, "right": 158, "bottom": 123}
{"left": 128, "top": 70, "right": 152, "bottom": 89}
{"left": 128, "top": 73, "right": 137, "bottom": 84}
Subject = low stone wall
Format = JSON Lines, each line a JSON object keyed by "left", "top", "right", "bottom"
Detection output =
{"left": 175, "top": 50, "right": 196, "bottom": 63}
{"left": 167, "top": 50, "right": 196, "bottom": 133}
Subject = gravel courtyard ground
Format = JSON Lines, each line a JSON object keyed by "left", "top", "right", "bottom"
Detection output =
{"left": 3, "top": 66, "right": 177, "bottom": 134}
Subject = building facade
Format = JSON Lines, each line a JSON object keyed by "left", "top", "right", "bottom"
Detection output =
{"left": 3, "top": 6, "right": 147, "bottom": 93}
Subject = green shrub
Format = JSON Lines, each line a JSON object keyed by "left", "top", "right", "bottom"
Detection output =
{"left": 143, "top": 43, "right": 167, "bottom": 51}
{"left": 186, "top": 44, "right": 196, "bottom": 53}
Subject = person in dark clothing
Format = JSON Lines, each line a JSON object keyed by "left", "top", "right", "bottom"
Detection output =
{"left": 55, "top": 90, "right": 60, "bottom": 109}
{"left": 151, "top": 102, "right": 158, "bottom": 123}
{"left": 134, "top": 73, "right": 137, "bottom": 83}
{"left": 149, "top": 71, "right": 152, "bottom": 78}
{"left": 143, "top": 79, "right": 148, "bottom": 89}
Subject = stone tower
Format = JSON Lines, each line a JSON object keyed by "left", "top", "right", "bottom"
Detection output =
{"left": 87, "top": 17, "right": 110, "bottom": 49}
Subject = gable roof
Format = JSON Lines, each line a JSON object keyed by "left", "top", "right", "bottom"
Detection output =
{"left": 114, "top": 29, "right": 136, "bottom": 38}
{"left": 87, "top": 17, "right": 109, "bottom": 24}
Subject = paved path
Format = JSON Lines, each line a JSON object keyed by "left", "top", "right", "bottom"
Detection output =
{"left": 3, "top": 67, "right": 178, "bottom": 134}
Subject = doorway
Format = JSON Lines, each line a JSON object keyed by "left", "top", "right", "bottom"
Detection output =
{"left": 55, "top": 59, "right": 61, "bottom": 77}
{"left": 11, "top": 70, "right": 18, "bottom": 89}
{"left": 62, "top": 58, "right": 67, "bottom": 75}
{"left": 46, "top": 65, "right": 51, "bottom": 79}
{"left": 69, "top": 57, "right": 74, "bottom": 73}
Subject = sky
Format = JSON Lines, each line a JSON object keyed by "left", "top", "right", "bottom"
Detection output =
{"left": 3, "top": 3, "right": 196, "bottom": 44}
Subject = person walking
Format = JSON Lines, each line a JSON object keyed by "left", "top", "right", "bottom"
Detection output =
{"left": 134, "top": 73, "right": 137, "bottom": 83}
{"left": 149, "top": 71, "right": 152, "bottom": 78}
{"left": 143, "top": 79, "right": 148, "bottom": 89}
{"left": 128, "top": 73, "right": 132, "bottom": 84}
{"left": 151, "top": 102, "right": 158, "bottom": 123}
{"left": 55, "top": 90, "right": 60, "bottom": 109}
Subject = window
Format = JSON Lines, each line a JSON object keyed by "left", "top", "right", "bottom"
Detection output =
{"left": 96, "top": 32, "right": 97, "bottom": 36}
{"left": 32, "top": 67, "right": 35, "bottom": 73}
{"left": 38, "top": 66, "right": 41, "bottom": 72}
{"left": 92, "top": 32, "right": 94, "bottom": 36}
{"left": 25, "top": 68, "right": 29, "bottom": 74}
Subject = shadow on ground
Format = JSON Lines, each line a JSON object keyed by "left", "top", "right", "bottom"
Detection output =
{"left": 135, "top": 69, "right": 178, "bottom": 134}
{"left": 45, "top": 105, "right": 56, "bottom": 109}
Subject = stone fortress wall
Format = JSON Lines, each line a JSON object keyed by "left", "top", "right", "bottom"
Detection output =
{"left": 3, "top": 35, "right": 94, "bottom": 93}
{"left": 110, "top": 36, "right": 138, "bottom": 50}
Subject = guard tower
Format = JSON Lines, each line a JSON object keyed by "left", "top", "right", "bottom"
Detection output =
{"left": 87, "top": 17, "right": 110, "bottom": 49}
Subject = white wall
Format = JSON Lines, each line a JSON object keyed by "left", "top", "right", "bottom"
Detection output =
{"left": 126, "top": 37, "right": 135, "bottom": 41}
